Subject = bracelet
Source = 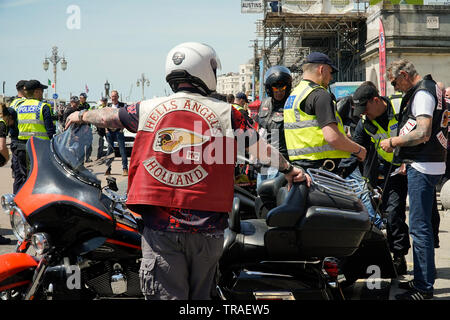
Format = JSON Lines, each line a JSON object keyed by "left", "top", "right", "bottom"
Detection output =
{"left": 389, "top": 138, "right": 395, "bottom": 148}
{"left": 78, "top": 109, "right": 87, "bottom": 123}
{"left": 352, "top": 146, "right": 361, "bottom": 155}
{"left": 280, "top": 163, "right": 294, "bottom": 175}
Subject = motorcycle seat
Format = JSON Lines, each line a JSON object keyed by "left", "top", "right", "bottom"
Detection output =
{"left": 222, "top": 219, "right": 269, "bottom": 265}
{"left": 257, "top": 174, "right": 287, "bottom": 201}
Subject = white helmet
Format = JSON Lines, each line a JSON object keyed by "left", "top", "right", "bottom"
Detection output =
{"left": 165, "top": 42, "right": 222, "bottom": 95}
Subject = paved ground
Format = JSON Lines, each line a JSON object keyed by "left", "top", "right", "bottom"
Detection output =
{"left": 0, "top": 134, "right": 449, "bottom": 300}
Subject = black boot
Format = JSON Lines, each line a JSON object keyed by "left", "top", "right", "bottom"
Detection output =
{"left": 393, "top": 255, "right": 407, "bottom": 276}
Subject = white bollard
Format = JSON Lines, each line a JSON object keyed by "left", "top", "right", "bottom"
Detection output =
{"left": 440, "top": 179, "right": 450, "bottom": 210}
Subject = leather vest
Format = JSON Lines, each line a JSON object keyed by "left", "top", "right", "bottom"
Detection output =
{"left": 396, "top": 75, "right": 447, "bottom": 163}
{"left": 257, "top": 98, "right": 288, "bottom": 159}
{"left": 126, "top": 92, "right": 236, "bottom": 212}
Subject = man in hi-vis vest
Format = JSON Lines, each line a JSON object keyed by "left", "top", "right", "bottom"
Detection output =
{"left": 65, "top": 42, "right": 311, "bottom": 300}
{"left": 284, "top": 52, "right": 366, "bottom": 173}
{"left": 351, "top": 83, "right": 410, "bottom": 276}
{"left": 14, "top": 80, "right": 55, "bottom": 193}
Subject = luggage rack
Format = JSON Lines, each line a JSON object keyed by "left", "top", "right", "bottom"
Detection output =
{"left": 306, "top": 168, "right": 363, "bottom": 198}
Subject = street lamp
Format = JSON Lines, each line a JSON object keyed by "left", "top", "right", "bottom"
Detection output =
{"left": 43, "top": 46, "right": 67, "bottom": 96}
{"left": 104, "top": 80, "right": 110, "bottom": 98}
{"left": 136, "top": 73, "right": 150, "bottom": 100}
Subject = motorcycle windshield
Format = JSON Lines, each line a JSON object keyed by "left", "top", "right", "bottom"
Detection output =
{"left": 52, "top": 125, "right": 99, "bottom": 186}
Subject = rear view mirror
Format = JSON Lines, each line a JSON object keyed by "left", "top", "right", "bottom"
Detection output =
{"left": 106, "top": 176, "right": 118, "bottom": 192}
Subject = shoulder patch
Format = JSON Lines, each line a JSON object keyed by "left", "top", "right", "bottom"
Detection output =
{"left": 284, "top": 95, "right": 296, "bottom": 110}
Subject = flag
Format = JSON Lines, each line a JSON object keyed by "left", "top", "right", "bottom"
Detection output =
{"left": 48, "top": 79, "right": 51, "bottom": 85}
{"left": 379, "top": 18, "right": 386, "bottom": 96}
{"left": 85, "top": 84, "right": 89, "bottom": 93}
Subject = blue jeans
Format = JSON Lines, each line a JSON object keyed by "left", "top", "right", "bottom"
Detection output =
{"left": 106, "top": 130, "right": 128, "bottom": 170}
{"left": 407, "top": 165, "right": 441, "bottom": 293}
{"left": 346, "top": 167, "right": 384, "bottom": 229}
{"left": 257, "top": 167, "right": 281, "bottom": 189}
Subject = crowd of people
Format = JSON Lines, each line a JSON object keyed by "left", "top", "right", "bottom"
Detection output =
{"left": 1, "top": 41, "right": 449, "bottom": 301}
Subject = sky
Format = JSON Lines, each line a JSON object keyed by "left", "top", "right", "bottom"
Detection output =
{"left": 0, "top": 0, "right": 261, "bottom": 103}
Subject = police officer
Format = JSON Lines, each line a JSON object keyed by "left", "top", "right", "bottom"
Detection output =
{"left": 9, "top": 80, "right": 27, "bottom": 110}
{"left": 14, "top": 80, "right": 56, "bottom": 193}
{"left": 79, "top": 93, "right": 91, "bottom": 111}
{"left": 351, "top": 83, "right": 410, "bottom": 275}
{"left": 255, "top": 65, "right": 292, "bottom": 186}
{"left": 65, "top": 42, "right": 310, "bottom": 300}
{"left": 284, "top": 52, "right": 366, "bottom": 172}
{"left": 381, "top": 59, "right": 446, "bottom": 300}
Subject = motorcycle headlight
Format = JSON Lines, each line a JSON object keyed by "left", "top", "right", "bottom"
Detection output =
{"left": 10, "top": 207, "right": 32, "bottom": 242}
{"left": 31, "top": 233, "right": 51, "bottom": 255}
{"left": 1, "top": 194, "right": 15, "bottom": 213}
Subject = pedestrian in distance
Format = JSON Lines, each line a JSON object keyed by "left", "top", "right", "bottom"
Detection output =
{"left": 78, "top": 93, "right": 93, "bottom": 162}
{"left": 63, "top": 96, "right": 81, "bottom": 126}
{"left": 226, "top": 93, "right": 234, "bottom": 104}
{"left": 104, "top": 90, "right": 128, "bottom": 176}
{"left": 94, "top": 97, "right": 108, "bottom": 160}
{"left": 381, "top": 59, "right": 447, "bottom": 300}
{"left": 64, "top": 41, "right": 311, "bottom": 300}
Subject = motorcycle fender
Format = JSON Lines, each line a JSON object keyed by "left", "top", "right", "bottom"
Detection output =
{"left": 0, "top": 253, "right": 38, "bottom": 288}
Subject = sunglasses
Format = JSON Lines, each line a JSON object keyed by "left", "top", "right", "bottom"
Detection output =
{"left": 272, "top": 85, "right": 287, "bottom": 92}
{"left": 391, "top": 73, "right": 404, "bottom": 87}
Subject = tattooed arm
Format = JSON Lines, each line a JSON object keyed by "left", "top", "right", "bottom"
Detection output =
{"left": 64, "top": 107, "right": 124, "bottom": 130}
{"left": 380, "top": 115, "right": 432, "bottom": 152}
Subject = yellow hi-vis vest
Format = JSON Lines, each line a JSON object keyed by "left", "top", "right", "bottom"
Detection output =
{"left": 16, "top": 99, "right": 50, "bottom": 141}
{"left": 9, "top": 97, "right": 26, "bottom": 110}
{"left": 363, "top": 99, "right": 399, "bottom": 164}
{"left": 388, "top": 93, "right": 403, "bottom": 114}
{"left": 232, "top": 104, "right": 244, "bottom": 112}
{"left": 284, "top": 80, "right": 351, "bottom": 161}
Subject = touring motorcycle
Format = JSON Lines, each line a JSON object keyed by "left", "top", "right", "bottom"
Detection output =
{"left": 0, "top": 125, "right": 143, "bottom": 299}
{"left": 217, "top": 169, "right": 397, "bottom": 300}
{"left": 0, "top": 125, "right": 396, "bottom": 300}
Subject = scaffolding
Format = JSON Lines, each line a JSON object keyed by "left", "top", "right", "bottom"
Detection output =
{"left": 256, "top": 8, "right": 368, "bottom": 85}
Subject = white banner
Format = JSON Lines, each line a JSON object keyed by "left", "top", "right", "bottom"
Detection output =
{"left": 241, "top": 0, "right": 264, "bottom": 13}
{"left": 282, "top": 0, "right": 354, "bottom": 14}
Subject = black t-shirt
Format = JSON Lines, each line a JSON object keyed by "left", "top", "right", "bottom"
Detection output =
{"left": 300, "top": 81, "right": 339, "bottom": 128}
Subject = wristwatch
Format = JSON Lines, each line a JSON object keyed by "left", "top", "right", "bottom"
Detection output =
{"left": 280, "top": 163, "right": 294, "bottom": 175}
{"left": 78, "top": 109, "right": 87, "bottom": 123}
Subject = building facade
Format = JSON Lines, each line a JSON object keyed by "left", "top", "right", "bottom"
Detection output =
{"left": 217, "top": 62, "right": 254, "bottom": 98}
{"left": 362, "top": 3, "right": 450, "bottom": 96}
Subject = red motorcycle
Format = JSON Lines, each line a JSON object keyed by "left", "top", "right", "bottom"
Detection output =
{"left": 0, "top": 125, "right": 143, "bottom": 300}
